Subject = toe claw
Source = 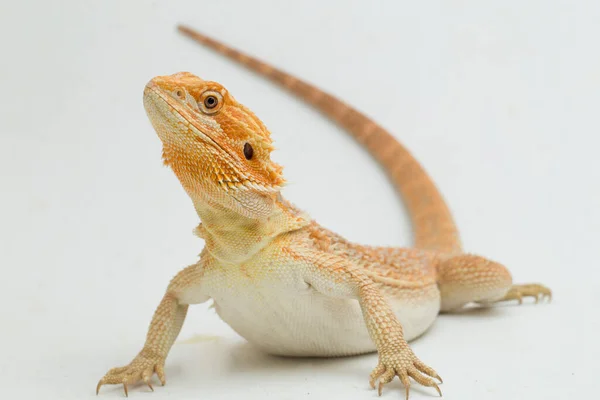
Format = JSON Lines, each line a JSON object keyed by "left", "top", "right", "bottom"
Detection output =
{"left": 399, "top": 373, "right": 410, "bottom": 400}
{"left": 435, "top": 374, "right": 443, "bottom": 384}
{"left": 143, "top": 376, "right": 154, "bottom": 392}
{"left": 369, "top": 364, "right": 385, "bottom": 389}
{"left": 123, "top": 382, "right": 128, "bottom": 397}
{"left": 156, "top": 365, "right": 166, "bottom": 386}
{"left": 432, "top": 382, "right": 442, "bottom": 397}
{"left": 96, "top": 381, "right": 102, "bottom": 396}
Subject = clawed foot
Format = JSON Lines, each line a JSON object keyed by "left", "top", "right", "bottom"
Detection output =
{"left": 501, "top": 283, "right": 552, "bottom": 304}
{"left": 369, "top": 348, "right": 442, "bottom": 399}
{"left": 97, "top": 349, "right": 166, "bottom": 396}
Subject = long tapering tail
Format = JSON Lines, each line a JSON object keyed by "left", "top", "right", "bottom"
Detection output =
{"left": 178, "top": 25, "right": 461, "bottom": 254}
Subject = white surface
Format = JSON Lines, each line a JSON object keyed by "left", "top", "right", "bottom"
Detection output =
{"left": 1, "top": 1, "right": 599, "bottom": 399}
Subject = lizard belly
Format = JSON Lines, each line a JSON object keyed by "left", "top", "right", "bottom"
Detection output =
{"left": 204, "top": 273, "right": 440, "bottom": 357}
{"left": 213, "top": 284, "right": 372, "bottom": 356}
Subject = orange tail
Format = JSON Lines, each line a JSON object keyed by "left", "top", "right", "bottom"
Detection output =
{"left": 178, "top": 25, "right": 461, "bottom": 254}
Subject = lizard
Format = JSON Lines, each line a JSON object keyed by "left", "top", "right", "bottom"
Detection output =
{"left": 97, "top": 25, "right": 552, "bottom": 398}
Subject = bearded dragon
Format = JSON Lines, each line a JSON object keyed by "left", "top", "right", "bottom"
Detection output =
{"left": 96, "top": 25, "right": 551, "bottom": 398}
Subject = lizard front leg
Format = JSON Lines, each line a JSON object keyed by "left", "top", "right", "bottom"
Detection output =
{"left": 290, "top": 246, "right": 442, "bottom": 399}
{"left": 97, "top": 262, "right": 209, "bottom": 396}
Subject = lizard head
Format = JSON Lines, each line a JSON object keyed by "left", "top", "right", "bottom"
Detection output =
{"left": 143, "top": 72, "right": 285, "bottom": 218}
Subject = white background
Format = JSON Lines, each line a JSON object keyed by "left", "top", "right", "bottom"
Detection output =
{"left": 1, "top": 1, "right": 599, "bottom": 399}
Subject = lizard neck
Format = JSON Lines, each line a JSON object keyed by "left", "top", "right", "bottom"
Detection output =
{"left": 193, "top": 194, "right": 310, "bottom": 264}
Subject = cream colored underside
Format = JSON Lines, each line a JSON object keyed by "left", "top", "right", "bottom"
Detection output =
{"left": 198, "top": 267, "right": 441, "bottom": 357}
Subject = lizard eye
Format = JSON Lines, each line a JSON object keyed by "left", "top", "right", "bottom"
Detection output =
{"left": 204, "top": 95, "right": 218, "bottom": 108}
{"left": 243, "top": 143, "right": 254, "bottom": 160}
{"left": 198, "top": 91, "right": 223, "bottom": 114}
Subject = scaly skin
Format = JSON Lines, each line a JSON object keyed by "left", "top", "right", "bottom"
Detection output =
{"left": 177, "top": 26, "right": 462, "bottom": 255}
{"left": 97, "top": 28, "right": 551, "bottom": 398}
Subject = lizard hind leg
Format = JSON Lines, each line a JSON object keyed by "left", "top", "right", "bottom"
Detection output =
{"left": 437, "top": 254, "right": 513, "bottom": 312}
{"left": 437, "top": 254, "right": 552, "bottom": 312}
